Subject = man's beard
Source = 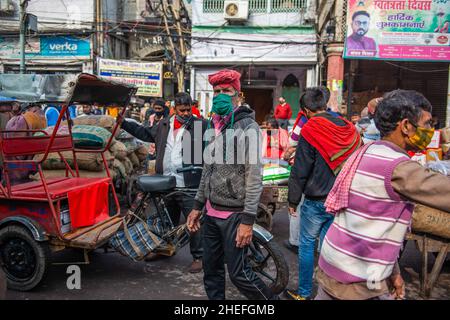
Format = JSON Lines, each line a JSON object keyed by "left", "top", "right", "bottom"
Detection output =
{"left": 355, "top": 29, "right": 367, "bottom": 37}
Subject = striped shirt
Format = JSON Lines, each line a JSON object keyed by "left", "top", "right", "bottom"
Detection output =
{"left": 319, "top": 141, "right": 413, "bottom": 284}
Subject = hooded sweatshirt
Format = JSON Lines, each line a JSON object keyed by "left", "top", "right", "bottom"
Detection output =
{"left": 193, "top": 106, "right": 263, "bottom": 225}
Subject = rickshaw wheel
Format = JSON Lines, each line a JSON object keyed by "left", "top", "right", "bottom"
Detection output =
{"left": 0, "top": 225, "right": 50, "bottom": 291}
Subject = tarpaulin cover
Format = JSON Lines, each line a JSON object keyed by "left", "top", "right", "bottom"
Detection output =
{"left": 0, "top": 74, "right": 75, "bottom": 103}
{"left": 68, "top": 181, "right": 110, "bottom": 229}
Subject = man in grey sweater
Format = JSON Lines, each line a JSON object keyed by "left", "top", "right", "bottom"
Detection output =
{"left": 187, "top": 69, "right": 276, "bottom": 300}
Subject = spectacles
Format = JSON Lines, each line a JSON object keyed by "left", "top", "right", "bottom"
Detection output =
{"left": 409, "top": 120, "right": 433, "bottom": 129}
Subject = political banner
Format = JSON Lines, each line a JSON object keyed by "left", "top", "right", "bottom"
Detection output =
{"left": 344, "top": 0, "right": 450, "bottom": 61}
{"left": 98, "top": 58, "right": 163, "bottom": 97}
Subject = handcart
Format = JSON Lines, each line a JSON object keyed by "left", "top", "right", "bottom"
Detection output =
{"left": 0, "top": 73, "right": 137, "bottom": 291}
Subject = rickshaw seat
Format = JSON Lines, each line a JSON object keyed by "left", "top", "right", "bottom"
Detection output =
{"left": 136, "top": 175, "right": 176, "bottom": 193}
{"left": 11, "top": 177, "right": 111, "bottom": 199}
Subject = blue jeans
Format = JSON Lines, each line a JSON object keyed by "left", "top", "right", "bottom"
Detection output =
{"left": 297, "top": 199, "right": 334, "bottom": 297}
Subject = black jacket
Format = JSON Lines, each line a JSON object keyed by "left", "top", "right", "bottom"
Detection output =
{"left": 121, "top": 116, "right": 208, "bottom": 188}
{"left": 288, "top": 112, "right": 348, "bottom": 207}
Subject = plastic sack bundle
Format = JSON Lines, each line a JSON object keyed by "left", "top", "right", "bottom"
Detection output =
{"left": 263, "top": 162, "right": 291, "bottom": 185}
{"left": 109, "top": 213, "right": 165, "bottom": 262}
{"left": 72, "top": 125, "right": 112, "bottom": 149}
{"left": 425, "top": 152, "right": 450, "bottom": 176}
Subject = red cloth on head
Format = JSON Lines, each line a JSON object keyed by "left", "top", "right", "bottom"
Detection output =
{"left": 301, "top": 115, "right": 361, "bottom": 174}
{"left": 208, "top": 69, "right": 241, "bottom": 92}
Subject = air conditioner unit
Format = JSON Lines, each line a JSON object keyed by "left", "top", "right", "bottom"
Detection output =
{"left": 223, "top": 0, "right": 249, "bottom": 21}
{"left": 0, "top": 0, "right": 14, "bottom": 13}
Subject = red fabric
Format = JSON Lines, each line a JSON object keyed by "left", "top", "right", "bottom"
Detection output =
{"left": 192, "top": 106, "right": 201, "bottom": 118}
{"left": 208, "top": 69, "right": 241, "bottom": 92}
{"left": 262, "top": 129, "right": 290, "bottom": 159}
{"left": 174, "top": 117, "right": 183, "bottom": 130}
{"left": 274, "top": 103, "right": 292, "bottom": 120}
{"left": 68, "top": 181, "right": 110, "bottom": 229}
{"left": 301, "top": 115, "right": 361, "bottom": 172}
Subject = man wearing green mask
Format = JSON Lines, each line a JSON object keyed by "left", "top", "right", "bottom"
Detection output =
{"left": 314, "top": 89, "right": 450, "bottom": 300}
{"left": 187, "top": 69, "right": 277, "bottom": 300}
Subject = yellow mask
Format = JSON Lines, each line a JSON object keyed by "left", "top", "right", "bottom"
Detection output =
{"left": 408, "top": 126, "right": 434, "bottom": 151}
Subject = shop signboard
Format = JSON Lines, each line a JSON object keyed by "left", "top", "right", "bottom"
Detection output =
{"left": 98, "top": 58, "right": 163, "bottom": 97}
{"left": 344, "top": 0, "right": 450, "bottom": 61}
{"left": 0, "top": 36, "right": 91, "bottom": 59}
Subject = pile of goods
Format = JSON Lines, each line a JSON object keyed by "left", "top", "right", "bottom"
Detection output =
{"left": 410, "top": 127, "right": 450, "bottom": 166}
{"left": 31, "top": 116, "right": 150, "bottom": 183}
{"left": 412, "top": 204, "right": 450, "bottom": 240}
{"left": 410, "top": 127, "right": 450, "bottom": 239}
{"left": 262, "top": 161, "right": 291, "bottom": 185}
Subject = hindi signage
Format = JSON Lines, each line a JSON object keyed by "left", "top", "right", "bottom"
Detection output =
{"left": 344, "top": 0, "right": 450, "bottom": 61}
{"left": 98, "top": 58, "right": 163, "bottom": 97}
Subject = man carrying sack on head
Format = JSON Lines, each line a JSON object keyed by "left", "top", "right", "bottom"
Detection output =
{"left": 187, "top": 69, "right": 278, "bottom": 300}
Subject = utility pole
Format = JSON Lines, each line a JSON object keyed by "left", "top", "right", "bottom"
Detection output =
{"left": 160, "top": 0, "right": 190, "bottom": 92}
{"left": 19, "top": 0, "right": 29, "bottom": 74}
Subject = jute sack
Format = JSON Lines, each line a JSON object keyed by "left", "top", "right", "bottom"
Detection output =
{"left": 135, "top": 144, "right": 149, "bottom": 162}
{"left": 412, "top": 204, "right": 450, "bottom": 240}
{"left": 113, "top": 159, "right": 127, "bottom": 178}
{"left": 71, "top": 115, "right": 116, "bottom": 132}
{"left": 122, "top": 157, "right": 133, "bottom": 175}
{"left": 110, "top": 140, "right": 128, "bottom": 161}
{"left": 35, "top": 151, "right": 114, "bottom": 172}
{"left": 30, "top": 169, "right": 116, "bottom": 181}
{"left": 128, "top": 152, "right": 140, "bottom": 168}
{"left": 121, "top": 138, "right": 139, "bottom": 155}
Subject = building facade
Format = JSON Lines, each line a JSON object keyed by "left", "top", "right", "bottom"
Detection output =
{"left": 0, "top": 0, "right": 127, "bottom": 75}
{"left": 188, "top": 0, "right": 319, "bottom": 122}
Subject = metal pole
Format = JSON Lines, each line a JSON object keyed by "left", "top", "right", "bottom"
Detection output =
{"left": 19, "top": 0, "right": 28, "bottom": 74}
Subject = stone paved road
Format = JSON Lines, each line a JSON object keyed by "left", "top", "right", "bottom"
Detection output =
{"left": 5, "top": 208, "right": 450, "bottom": 300}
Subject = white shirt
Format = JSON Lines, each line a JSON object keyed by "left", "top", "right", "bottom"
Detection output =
{"left": 163, "top": 117, "right": 185, "bottom": 187}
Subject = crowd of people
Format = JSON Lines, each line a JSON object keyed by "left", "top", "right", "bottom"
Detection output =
{"left": 1, "top": 68, "right": 449, "bottom": 301}
{"left": 117, "top": 69, "right": 449, "bottom": 300}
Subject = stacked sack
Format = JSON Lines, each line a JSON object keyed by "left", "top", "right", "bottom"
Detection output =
{"left": 32, "top": 118, "right": 116, "bottom": 180}
{"left": 113, "top": 118, "right": 150, "bottom": 180}
{"left": 31, "top": 115, "right": 151, "bottom": 182}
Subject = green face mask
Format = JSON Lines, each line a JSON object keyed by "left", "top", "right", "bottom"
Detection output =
{"left": 212, "top": 93, "right": 234, "bottom": 116}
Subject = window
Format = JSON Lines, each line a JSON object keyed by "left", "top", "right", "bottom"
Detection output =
{"left": 202, "top": 0, "right": 306, "bottom": 13}
{"left": 203, "top": 0, "right": 224, "bottom": 13}
{"left": 270, "top": 0, "right": 306, "bottom": 12}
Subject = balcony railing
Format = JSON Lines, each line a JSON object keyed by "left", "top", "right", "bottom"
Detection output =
{"left": 202, "top": 0, "right": 306, "bottom": 13}
{"left": 249, "top": 0, "right": 267, "bottom": 13}
{"left": 203, "top": 0, "right": 224, "bottom": 12}
{"left": 270, "top": 0, "right": 306, "bottom": 12}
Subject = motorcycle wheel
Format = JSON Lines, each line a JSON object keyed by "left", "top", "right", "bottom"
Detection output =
{"left": 248, "top": 232, "right": 289, "bottom": 295}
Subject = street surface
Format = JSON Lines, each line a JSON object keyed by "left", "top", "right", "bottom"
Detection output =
{"left": 5, "top": 207, "right": 450, "bottom": 300}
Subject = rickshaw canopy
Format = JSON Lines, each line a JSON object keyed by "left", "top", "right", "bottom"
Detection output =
{"left": 0, "top": 73, "right": 137, "bottom": 106}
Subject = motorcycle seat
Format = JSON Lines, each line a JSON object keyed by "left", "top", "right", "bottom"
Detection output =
{"left": 136, "top": 174, "right": 176, "bottom": 193}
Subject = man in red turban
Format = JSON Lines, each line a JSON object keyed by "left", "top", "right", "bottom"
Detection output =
{"left": 187, "top": 70, "right": 277, "bottom": 300}
{"left": 208, "top": 69, "right": 241, "bottom": 93}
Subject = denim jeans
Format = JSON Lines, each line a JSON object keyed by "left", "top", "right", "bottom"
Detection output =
{"left": 297, "top": 199, "right": 334, "bottom": 297}
{"left": 289, "top": 195, "right": 304, "bottom": 247}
